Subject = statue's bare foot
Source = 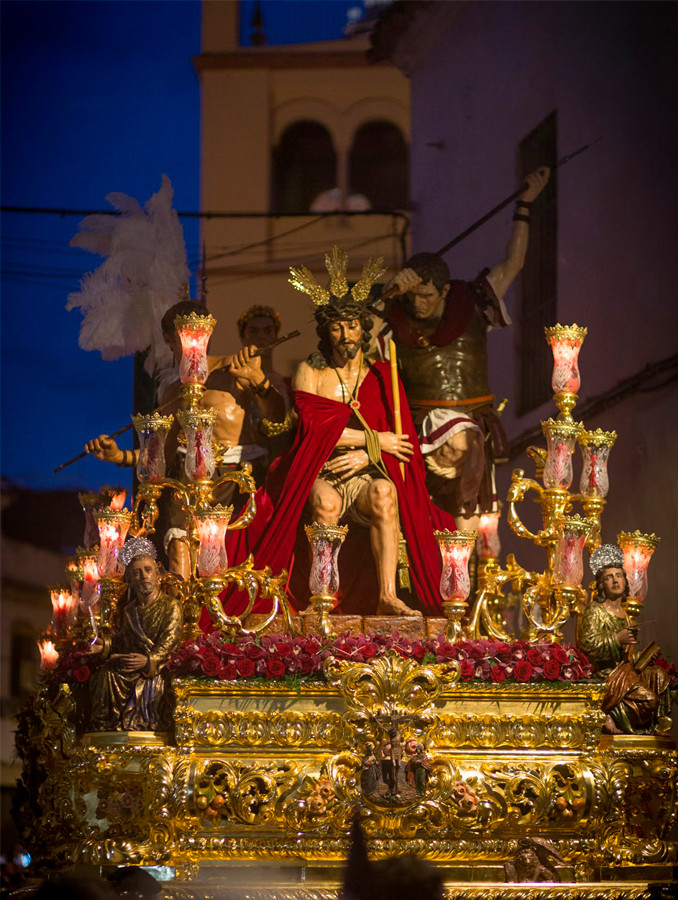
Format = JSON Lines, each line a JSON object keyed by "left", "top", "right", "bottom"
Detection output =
{"left": 602, "top": 715, "right": 623, "bottom": 735}
{"left": 375, "top": 597, "right": 423, "bottom": 617}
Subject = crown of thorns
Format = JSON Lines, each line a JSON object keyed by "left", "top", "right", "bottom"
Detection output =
{"left": 120, "top": 537, "right": 157, "bottom": 569}
{"left": 589, "top": 544, "right": 624, "bottom": 578}
{"left": 288, "top": 246, "right": 385, "bottom": 307}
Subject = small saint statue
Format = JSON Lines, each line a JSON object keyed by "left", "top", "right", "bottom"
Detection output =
{"left": 577, "top": 544, "right": 671, "bottom": 735}
{"left": 87, "top": 537, "right": 183, "bottom": 732}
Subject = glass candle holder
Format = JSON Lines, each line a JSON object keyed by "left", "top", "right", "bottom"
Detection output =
{"left": 177, "top": 408, "right": 218, "bottom": 481}
{"left": 541, "top": 419, "right": 581, "bottom": 490}
{"left": 195, "top": 505, "right": 233, "bottom": 577}
{"left": 132, "top": 412, "right": 174, "bottom": 483}
{"left": 50, "top": 588, "right": 76, "bottom": 638}
{"left": 305, "top": 523, "right": 348, "bottom": 597}
{"left": 436, "top": 530, "right": 477, "bottom": 601}
{"left": 175, "top": 312, "right": 216, "bottom": 385}
{"left": 578, "top": 428, "right": 617, "bottom": 498}
{"left": 78, "top": 489, "right": 128, "bottom": 547}
{"left": 38, "top": 639, "right": 59, "bottom": 670}
{"left": 477, "top": 511, "right": 501, "bottom": 561}
{"left": 544, "top": 324, "right": 588, "bottom": 395}
{"left": 618, "top": 531, "right": 661, "bottom": 602}
{"left": 93, "top": 508, "right": 133, "bottom": 577}
{"left": 553, "top": 515, "right": 590, "bottom": 586}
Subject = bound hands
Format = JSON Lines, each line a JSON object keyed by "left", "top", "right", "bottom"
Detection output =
{"left": 378, "top": 431, "right": 413, "bottom": 462}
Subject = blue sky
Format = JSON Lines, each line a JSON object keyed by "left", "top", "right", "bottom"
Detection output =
{"left": 1, "top": 0, "right": 366, "bottom": 493}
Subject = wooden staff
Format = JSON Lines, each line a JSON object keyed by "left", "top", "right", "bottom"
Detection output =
{"left": 54, "top": 329, "right": 301, "bottom": 473}
{"left": 388, "top": 338, "right": 405, "bottom": 482}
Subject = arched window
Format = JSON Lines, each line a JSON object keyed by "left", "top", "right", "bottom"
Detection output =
{"left": 349, "top": 120, "right": 409, "bottom": 210}
{"left": 272, "top": 121, "right": 336, "bottom": 213}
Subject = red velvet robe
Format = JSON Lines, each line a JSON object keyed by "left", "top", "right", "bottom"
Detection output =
{"left": 217, "top": 361, "right": 456, "bottom": 620}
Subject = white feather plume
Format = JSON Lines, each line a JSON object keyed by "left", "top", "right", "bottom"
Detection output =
{"left": 67, "top": 175, "right": 189, "bottom": 377}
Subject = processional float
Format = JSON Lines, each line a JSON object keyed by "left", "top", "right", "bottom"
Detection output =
{"left": 17, "top": 316, "right": 677, "bottom": 897}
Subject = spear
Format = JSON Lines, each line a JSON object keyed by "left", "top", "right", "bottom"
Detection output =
{"left": 54, "top": 329, "right": 300, "bottom": 473}
{"left": 378, "top": 138, "right": 600, "bottom": 304}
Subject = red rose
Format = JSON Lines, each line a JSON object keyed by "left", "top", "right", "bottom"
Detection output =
{"left": 412, "top": 644, "right": 427, "bottom": 661}
{"left": 361, "top": 644, "right": 377, "bottom": 659}
{"left": 72, "top": 665, "right": 90, "bottom": 683}
{"left": 220, "top": 642, "right": 239, "bottom": 656}
{"left": 459, "top": 660, "right": 475, "bottom": 681}
{"left": 266, "top": 657, "right": 286, "bottom": 678}
{"left": 219, "top": 663, "right": 238, "bottom": 681}
{"left": 274, "top": 642, "right": 294, "bottom": 658}
{"left": 543, "top": 659, "right": 561, "bottom": 680}
{"left": 527, "top": 648, "right": 543, "bottom": 666}
{"left": 552, "top": 645, "right": 570, "bottom": 664}
{"left": 304, "top": 638, "right": 321, "bottom": 655}
{"left": 202, "top": 655, "right": 221, "bottom": 677}
{"left": 244, "top": 644, "right": 267, "bottom": 659}
{"left": 236, "top": 657, "right": 255, "bottom": 677}
{"left": 514, "top": 660, "right": 534, "bottom": 682}
{"left": 296, "top": 658, "right": 314, "bottom": 675}
{"left": 490, "top": 665, "right": 506, "bottom": 682}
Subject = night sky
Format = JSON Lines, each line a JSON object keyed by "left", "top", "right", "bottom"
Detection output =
{"left": 1, "top": 0, "right": 367, "bottom": 494}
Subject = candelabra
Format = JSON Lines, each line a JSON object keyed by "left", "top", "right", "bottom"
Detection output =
{"left": 468, "top": 324, "right": 658, "bottom": 643}
{"left": 37, "top": 311, "right": 293, "bottom": 670}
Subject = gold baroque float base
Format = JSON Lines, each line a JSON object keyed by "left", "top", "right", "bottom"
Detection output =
{"left": 14, "top": 652, "right": 677, "bottom": 893}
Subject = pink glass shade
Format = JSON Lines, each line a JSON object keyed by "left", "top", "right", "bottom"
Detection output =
{"left": 108, "top": 491, "right": 127, "bottom": 510}
{"left": 436, "top": 531, "right": 476, "bottom": 601}
{"left": 176, "top": 314, "right": 216, "bottom": 385}
{"left": 553, "top": 517, "right": 589, "bottom": 587}
{"left": 179, "top": 413, "right": 217, "bottom": 481}
{"left": 80, "top": 558, "right": 100, "bottom": 611}
{"left": 579, "top": 445, "right": 610, "bottom": 498}
{"left": 39, "top": 640, "right": 59, "bottom": 669}
{"left": 545, "top": 326, "right": 587, "bottom": 395}
{"left": 305, "top": 524, "right": 348, "bottom": 596}
{"left": 133, "top": 414, "right": 173, "bottom": 483}
{"left": 578, "top": 429, "right": 616, "bottom": 499}
{"left": 195, "top": 507, "right": 232, "bottom": 577}
{"left": 94, "top": 509, "right": 133, "bottom": 577}
{"left": 50, "top": 588, "right": 76, "bottom": 637}
{"left": 542, "top": 421, "right": 579, "bottom": 490}
{"left": 477, "top": 512, "right": 501, "bottom": 561}
{"left": 618, "top": 532, "right": 660, "bottom": 602}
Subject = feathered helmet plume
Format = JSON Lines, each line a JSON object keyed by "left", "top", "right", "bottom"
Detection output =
{"left": 288, "top": 246, "right": 385, "bottom": 307}
{"left": 66, "top": 175, "right": 190, "bottom": 378}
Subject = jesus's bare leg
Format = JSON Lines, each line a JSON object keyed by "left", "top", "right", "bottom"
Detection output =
{"left": 357, "top": 479, "right": 422, "bottom": 617}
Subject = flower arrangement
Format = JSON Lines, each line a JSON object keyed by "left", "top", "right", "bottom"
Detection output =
{"left": 166, "top": 631, "right": 592, "bottom": 685}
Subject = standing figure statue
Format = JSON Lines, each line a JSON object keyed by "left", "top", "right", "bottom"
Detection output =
{"left": 405, "top": 742, "right": 432, "bottom": 797}
{"left": 377, "top": 168, "right": 550, "bottom": 529}
{"left": 237, "top": 303, "right": 295, "bottom": 472}
{"left": 577, "top": 544, "right": 671, "bottom": 735}
{"left": 223, "top": 247, "right": 457, "bottom": 618}
{"left": 87, "top": 537, "right": 183, "bottom": 732}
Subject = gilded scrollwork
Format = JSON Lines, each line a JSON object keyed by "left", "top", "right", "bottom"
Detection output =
{"left": 13, "top": 678, "right": 677, "bottom": 882}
